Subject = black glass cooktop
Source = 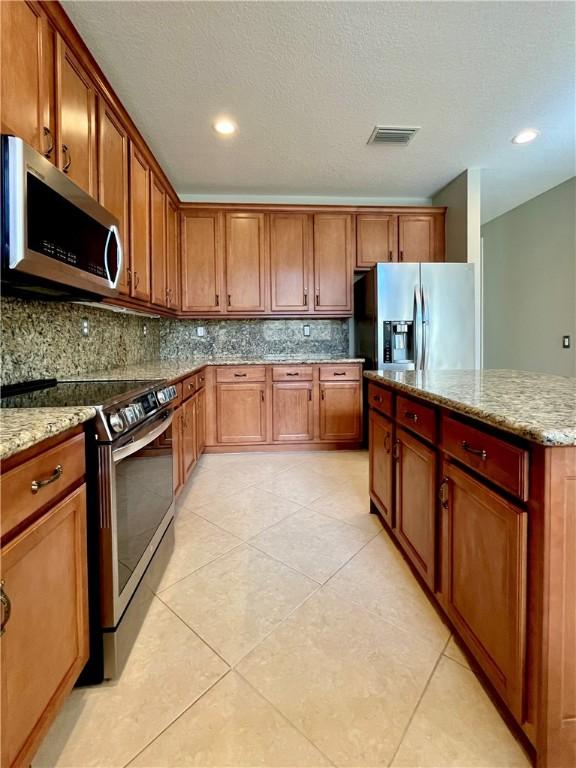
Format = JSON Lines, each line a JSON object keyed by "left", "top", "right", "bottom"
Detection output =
{"left": 0, "top": 379, "right": 157, "bottom": 409}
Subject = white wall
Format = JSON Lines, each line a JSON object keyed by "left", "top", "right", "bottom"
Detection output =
{"left": 482, "top": 177, "right": 576, "bottom": 376}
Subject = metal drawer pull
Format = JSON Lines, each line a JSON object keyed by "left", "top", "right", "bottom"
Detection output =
{"left": 333, "top": 372, "right": 346, "bottom": 376}
{"left": 461, "top": 441, "right": 487, "bottom": 461}
{"left": 373, "top": 395, "right": 383, "bottom": 403}
{"left": 0, "top": 581, "right": 11, "bottom": 637}
{"left": 404, "top": 410, "right": 419, "bottom": 422}
{"left": 234, "top": 373, "right": 247, "bottom": 378}
{"left": 439, "top": 478, "right": 449, "bottom": 509}
{"left": 286, "top": 372, "right": 299, "bottom": 377}
{"left": 384, "top": 433, "right": 391, "bottom": 452}
{"left": 31, "top": 464, "right": 63, "bottom": 493}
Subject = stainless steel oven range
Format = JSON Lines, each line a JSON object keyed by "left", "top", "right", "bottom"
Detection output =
{"left": 1, "top": 377, "right": 178, "bottom": 682}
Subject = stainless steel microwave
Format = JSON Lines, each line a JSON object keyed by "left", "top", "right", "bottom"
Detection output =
{"left": 1, "top": 135, "right": 122, "bottom": 300}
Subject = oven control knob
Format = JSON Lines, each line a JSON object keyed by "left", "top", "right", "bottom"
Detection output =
{"left": 109, "top": 412, "right": 124, "bottom": 433}
{"left": 157, "top": 389, "right": 166, "bottom": 404}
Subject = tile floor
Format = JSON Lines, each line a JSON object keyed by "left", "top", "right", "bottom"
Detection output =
{"left": 34, "top": 450, "right": 530, "bottom": 768}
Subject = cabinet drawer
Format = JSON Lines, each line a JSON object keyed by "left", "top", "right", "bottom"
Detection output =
{"left": 368, "top": 383, "right": 393, "bottom": 416}
{"left": 442, "top": 416, "right": 529, "bottom": 501}
{"left": 319, "top": 365, "right": 360, "bottom": 381}
{"left": 1, "top": 433, "right": 85, "bottom": 539}
{"left": 396, "top": 396, "right": 437, "bottom": 443}
{"left": 196, "top": 369, "right": 207, "bottom": 390}
{"left": 216, "top": 366, "right": 266, "bottom": 383}
{"left": 172, "top": 381, "right": 183, "bottom": 406}
{"left": 182, "top": 374, "right": 198, "bottom": 399}
{"left": 272, "top": 366, "right": 313, "bottom": 382}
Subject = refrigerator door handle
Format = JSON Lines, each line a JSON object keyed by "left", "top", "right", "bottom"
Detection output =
{"left": 421, "top": 285, "right": 429, "bottom": 370}
{"left": 414, "top": 285, "right": 423, "bottom": 370}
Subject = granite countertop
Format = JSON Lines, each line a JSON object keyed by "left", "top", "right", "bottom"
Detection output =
{"left": 0, "top": 407, "right": 97, "bottom": 461}
{"left": 62, "top": 356, "right": 364, "bottom": 382}
{"left": 364, "top": 369, "right": 576, "bottom": 446}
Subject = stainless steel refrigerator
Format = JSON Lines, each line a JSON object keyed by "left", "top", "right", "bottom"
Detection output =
{"left": 354, "top": 263, "right": 476, "bottom": 371}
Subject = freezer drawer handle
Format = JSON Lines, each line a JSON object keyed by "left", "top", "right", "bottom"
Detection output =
{"left": 403, "top": 410, "right": 419, "bottom": 423}
{"left": 461, "top": 441, "right": 487, "bottom": 461}
{"left": 31, "top": 464, "right": 63, "bottom": 493}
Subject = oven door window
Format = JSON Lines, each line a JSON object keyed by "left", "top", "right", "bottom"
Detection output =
{"left": 114, "top": 439, "right": 173, "bottom": 595}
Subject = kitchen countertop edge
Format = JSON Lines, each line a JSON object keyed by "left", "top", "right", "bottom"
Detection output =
{"left": 0, "top": 407, "right": 97, "bottom": 461}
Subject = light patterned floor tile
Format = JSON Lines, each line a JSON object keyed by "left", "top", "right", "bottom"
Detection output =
{"left": 309, "top": 482, "right": 382, "bottom": 533}
{"left": 33, "top": 598, "right": 228, "bottom": 768}
{"left": 327, "top": 533, "right": 450, "bottom": 653}
{"left": 129, "top": 671, "right": 331, "bottom": 767}
{"left": 156, "top": 512, "right": 242, "bottom": 592}
{"left": 444, "top": 634, "right": 472, "bottom": 669}
{"left": 391, "top": 657, "right": 530, "bottom": 767}
{"left": 238, "top": 588, "right": 441, "bottom": 767}
{"left": 193, "top": 486, "right": 303, "bottom": 539}
{"left": 159, "top": 545, "right": 318, "bottom": 664}
{"left": 250, "top": 508, "right": 375, "bottom": 583}
{"left": 257, "top": 465, "right": 346, "bottom": 506}
{"left": 178, "top": 466, "right": 256, "bottom": 510}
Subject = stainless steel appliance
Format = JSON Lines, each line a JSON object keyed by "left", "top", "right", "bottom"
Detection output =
{"left": 354, "top": 263, "right": 476, "bottom": 371}
{"left": 1, "top": 378, "right": 178, "bottom": 681}
{"left": 1, "top": 135, "right": 122, "bottom": 300}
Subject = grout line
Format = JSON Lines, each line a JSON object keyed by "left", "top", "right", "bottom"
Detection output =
{"left": 386, "top": 634, "right": 451, "bottom": 768}
{"left": 245, "top": 539, "right": 325, "bottom": 585}
{"left": 154, "top": 539, "right": 245, "bottom": 594}
{"left": 296, "top": 502, "right": 383, "bottom": 538}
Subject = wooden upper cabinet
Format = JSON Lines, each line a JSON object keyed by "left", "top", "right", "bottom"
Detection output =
{"left": 129, "top": 143, "right": 151, "bottom": 302}
{"left": 55, "top": 36, "right": 96, "bottom": 195}
{"left": 398, "top": 214, "right": 443, "bottom": 263}
{"left": 97, "top": 98, "right": 129, "bottom": 294}
{"left": 150, "top": 174, "right": 167, "bottom": 307}
{"left": 313, "top": 214, "right": 353, "bottom": 313}
{"left": 181, "top": 211, "right": 223, "bottom": 313}
{"left": 441, "top": 461, "right": 527, "bottom": 719}
{"left": 225, "top": 213, "right": 267, "bottom": 312}
{"left": 166, "top": 199, "right": 180, "bottom": 311}
{"left": 1, "top": 1, "right": 55, "bottom": 159}
{"left": 270, "top": 213, "right": 311, "bottom": 313}
{"left": 356, "top": 214, "right": 398, "bottom": 268}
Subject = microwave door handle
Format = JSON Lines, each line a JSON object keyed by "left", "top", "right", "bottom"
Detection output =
{"left": 104, "top": 225, "right": 122, "bottom": 288}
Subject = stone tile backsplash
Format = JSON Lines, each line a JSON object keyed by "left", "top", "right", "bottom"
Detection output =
{"left": 1, "top": 297, "right": 350, "bottom": 385}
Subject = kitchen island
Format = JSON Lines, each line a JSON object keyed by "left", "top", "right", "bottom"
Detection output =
{"left": 365, "top": 368, "right": 575, "bottom": 768}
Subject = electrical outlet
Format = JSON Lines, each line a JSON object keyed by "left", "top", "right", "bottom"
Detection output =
{"left": 303, "top": 324, "right": 311, "bottom": 337}
{"left": 81, "top": 319, "right": 90, "bottom": 337}
{"left": 143, "top": 324, "right": 147, "bottom": 337}
{"left": 562, "top": 335, "right": 571, "bottom": 349}
{"left": 197, "top": 326, "right": 205, "bottom": 337}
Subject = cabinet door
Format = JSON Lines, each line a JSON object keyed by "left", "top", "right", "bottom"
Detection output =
{"left": 129, "top": 144, "right": 151, "bottom": 301}
{"left": 166, "top": 199, "right": 180, "bottom": 311}
{"left": 398, "top": 214, "right": 439, "bottom": 263}
{"left": 441, "top": 461, "right": 527, "bottom": 719}
{"left": 182, "top": 396, "right": 197, "bottom": 479}
{"left": 195, "top": 388, "right": 206, "bottom": 457}
{"left": 172, "top": 406, "right": 184, "bottom": 496}
{"left": 0, "top": 486, "right": 88, "bottom": 768}
{"left": 1, "top": 1, "right": 55, "bottom": 160}
{"left": 319, "top": 382, "right": 361, "bottom": 441}
{"left": 369, "top": 409, "right": 394, "bottom": 525}
{"left": 55, "top": 37, "right": 96, "bottom": 195}
{"left": 356, "top": 214, "right": 398, "bottom": 268}
{"left": 98, "top": 98, "right": 129, "bottom": 294}
{"left": 150, "top": 174, "right": 167, "bottom": 307}
{"left": 225, "top": 213, "right": 267, "bottom": 312}
{"left": 270, "top": 213, "right": 311, "bottom": 312}
{"left": 272, "top": 382, "right": 314, "bottom": 442}
{"left": 216, "top": 383, "right": 266, "bottom": 444}
{"left": 313, "top": 214, "right": 353, "bottom": 313}
{"left": 395, "top": 427, "right": 436, "bottom": 589}
{"left": 181, "top": 212, "right": 223, "bottom": 313}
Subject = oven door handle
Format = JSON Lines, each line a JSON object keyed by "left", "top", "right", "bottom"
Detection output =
{"left": 112, "top": 412, "right": 173, "bottom": 462}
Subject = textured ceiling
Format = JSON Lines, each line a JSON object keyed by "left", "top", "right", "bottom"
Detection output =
{"left": 63, "top": 1, "right": 575, "bottom": 222}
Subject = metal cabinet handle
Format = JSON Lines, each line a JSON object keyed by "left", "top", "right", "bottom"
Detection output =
{"left": 31, "top": 464, "right": 63, "bottom": 493}
{"left": 0, "top": 581, "right": 11, "bottom": 637}
{"left": 333, "top": 372, "right": 346, "bottom": 377}
{"left": 461, "top": 440, "right": 487, "bottom": 461}
{"left": 227, "top": 294, "right": 232, "bottom": 307}
{"left": 384, "top": 433, "right": 391, "bottom": 453}
{"left": 392, "top": 440, "right": 400, "bottom": 460}
{"left": 373, "top": 395, "right": 383, "bottom": 403}
{"left": 304, "top": 291, "right": 308, "bottom": 306}
{"left": 321, "top": 389, "right": 325, "bottom": 400}
{"left": 215, "top": 294, "right": 220, "bottom": 306}
{"left": 399, "top": 250, "right": 404, "bottom": 262}
{"left": 404, "top": 410, "right": 419, "bottom": 423}
{"left": 134, "top": 272, "right": 140, "bottom": 289}
{"left": 286, "top": 372, "right": 299, "bottom": 377}
{"left": 234, "top": 373, "right": 247, "bottom": 378}
{"left": 62, "top": 144, "right": 72, "bottom": 173}
{"left": 439, "top": 477, "right": 450, "bottom": 509}
{"left": 308, "top": 389, "right": 312, "bottom": 401}
{"left": 43, "top": 127, "right": 54, "bottom": 158}
{"left": 260, "top": 390, "right": 265, "bottom": 402}
{"left": 388, "top": 250, "right": 393, "bottom": 262}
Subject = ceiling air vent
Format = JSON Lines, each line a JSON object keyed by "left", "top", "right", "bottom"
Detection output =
{"left": 367, "top": 126, "right": 420, "bottom": 146}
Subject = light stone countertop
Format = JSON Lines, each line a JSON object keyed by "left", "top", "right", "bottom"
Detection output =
{"left": 364, "top": 369, "right": 576, "bottom": 446}
{"left": 0, "top": 407, "right": 97, "bottom": 461}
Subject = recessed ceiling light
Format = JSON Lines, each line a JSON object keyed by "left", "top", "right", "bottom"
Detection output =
{"left": 511, "top": 128, "right": 540, "bottom": 144}
{"left": 213, "top": 118, "right": 237, "bottom": 136}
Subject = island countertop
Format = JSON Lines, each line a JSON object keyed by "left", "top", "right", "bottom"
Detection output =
{"left": 364, "top": 368, "right": 576, "bottom": 446}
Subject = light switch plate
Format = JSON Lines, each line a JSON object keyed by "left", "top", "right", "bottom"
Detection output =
{"left": 303, "top": 324, "right": 311, "bottom": 337}
{"left": 81, "top": 319, "right": 89, "bottom": 337}
{"left": 197, "top": 326, "right": 205, "bottom": 337}
{"left": 143, "top": 324, "right": 147, "bottom": 337}
{"left": 562, "top": 335, "right": 571, "bottom": 349}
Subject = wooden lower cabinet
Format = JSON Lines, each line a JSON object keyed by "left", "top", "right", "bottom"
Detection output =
{"left": 196, "top": 388, "right": 206, "bottom": 456}
{"left": 172, "top": 405, "right": 184, "bottom": 495}
{"left": 369, "top": 409, "right": 393, "bottom": 525}
{"left": 0, "top": 484, "right": 88, "bottom": 768}
{"left": 394, "top": 427, "right": 436, "bottom": 590}
{"left": 182, "top": 395, "right": 197, "bottom": 477}
{"left": 272, "top": 382, "right": 314, "bottom": 442}
{"left": 216, "top": 383, "right": 266, "bottom": 444}
{"left": 440, "top": 461, "right": 527, "bottom": 720}
{"left": 319, "top": 382, "right": 361, "bottom": 441}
